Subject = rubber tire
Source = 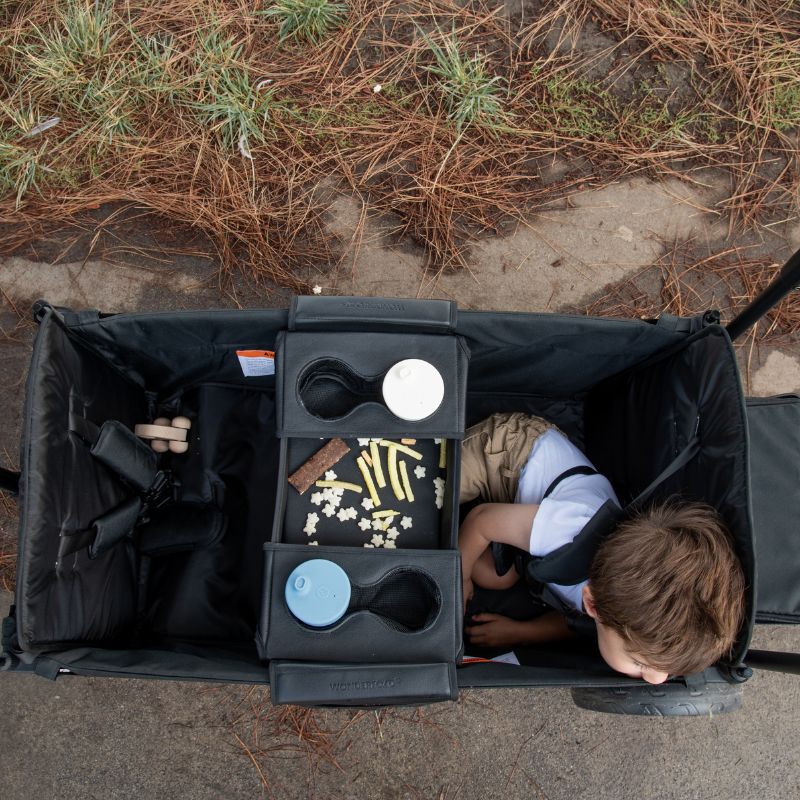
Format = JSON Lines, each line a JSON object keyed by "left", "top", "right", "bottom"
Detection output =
{"left": 570, "top": 682, "right": 743, "bottom": 716}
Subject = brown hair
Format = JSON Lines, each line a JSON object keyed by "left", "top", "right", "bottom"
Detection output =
{"left": 588, "top": 501, "right": 746, "bottom": 675}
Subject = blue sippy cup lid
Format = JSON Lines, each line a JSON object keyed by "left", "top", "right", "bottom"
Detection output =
{"left": 285, "top": 559, "right": 351, "bottom": 627}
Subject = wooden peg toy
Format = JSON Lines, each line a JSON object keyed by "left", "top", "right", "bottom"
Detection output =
{"left": 135, "top": 416, "right": 192, "bottom": 454}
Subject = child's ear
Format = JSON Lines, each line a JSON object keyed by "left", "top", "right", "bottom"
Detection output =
{"left": 582, "top": 584, "right": 598, "bottom": 619}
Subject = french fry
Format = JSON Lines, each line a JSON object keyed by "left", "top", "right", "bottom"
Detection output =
{"left": 315, "top": 480, "right": 362, "bottom": 492}
{"left": 357, "top": 456, "right": 380, "bottom": 508}
{"left": 360, "top": 449, "right": 373, "bottom": 467}
{"left": 382, "top": 517, "right": 396, "bottom": 530}
{"left": 370, "top": 441, "right": 386, "bottom": 488}
{"left": 387, "top": 446, "right": 405, "bottom": 501}
{"left": 372, "top": 510, "right": 400, "bottom": 518}
{"left": 379, "top": 441, "right": 423, "bottom": 460}
{"left": 400, "top": 438, "right": 416, "bottom": 445}
{"left": 399, "top": 459, "right": 414, "bottom": 502}
{"left": 439, "top": 439, "right": 447, "bottom": 469}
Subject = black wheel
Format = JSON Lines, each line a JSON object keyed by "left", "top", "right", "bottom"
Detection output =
{"left": 570, "top": 682, "right": 743, "bottom": 716}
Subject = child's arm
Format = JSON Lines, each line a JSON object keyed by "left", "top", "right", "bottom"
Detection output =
{"left": 465, "top": 611, "right": 573, "bottom": 649}
{"left": 458, "top": 502, "right": 539, "bottom": 597}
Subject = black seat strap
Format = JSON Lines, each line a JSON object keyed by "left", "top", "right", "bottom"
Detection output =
{"left": 542, "top": 465, "right": 598, "bottom": 500}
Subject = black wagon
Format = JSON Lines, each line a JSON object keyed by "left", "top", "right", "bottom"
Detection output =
{"left": 3, "top": 250, "right": 800, "bottom": 715}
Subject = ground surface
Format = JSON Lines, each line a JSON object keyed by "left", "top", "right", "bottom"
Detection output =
{"left": 1, "top": 173, "right": 800, "bottom": 800}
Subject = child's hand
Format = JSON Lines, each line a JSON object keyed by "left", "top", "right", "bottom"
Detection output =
{"left": 464, "top": 613, "right": 521, "bottom": 648}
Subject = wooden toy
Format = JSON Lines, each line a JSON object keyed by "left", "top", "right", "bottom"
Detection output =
{"left": 135, "top": 417, "right": 192, "bottom": 454}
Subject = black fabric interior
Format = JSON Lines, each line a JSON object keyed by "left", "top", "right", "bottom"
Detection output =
{"left": 15, "top": 305, "right": 754, "bottom": 686}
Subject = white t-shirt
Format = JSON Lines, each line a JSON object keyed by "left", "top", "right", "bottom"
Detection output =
{"left": 515, "top": 429, "right": 620, "bottom": 612}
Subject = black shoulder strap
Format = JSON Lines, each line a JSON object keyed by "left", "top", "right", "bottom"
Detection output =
{"left": 542, "top": 465, "right": 598, "bottom": 500}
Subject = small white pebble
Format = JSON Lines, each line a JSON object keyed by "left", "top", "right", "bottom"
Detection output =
{"left": 322, "top": 503, "right": 336, "bottom": 517}
{"left": 358, "top": 517, "right": 372, "bottom": 531}
{"left": 324, "top": 470, "right": 337, "bottom": 481}
{"left": 384, "top": 540, "right": 396, "bottom": 549}
{"left": 373, "top": 83, "right": 382, "bottom": 93}
{"left": 312, "top": 285, "right": 322, "bottom": 295}
{"left": 400, "top": 516, "right": 412, "bottom": 530}
{"left": 361, "top": 497, "right": 374, "bottom": 511}
{"left": 414, "top": 465, "right": 426, "bottom": 479}
{"left": 371, "top": 533, "right": 385, "bottom": 547}
{"left": 310, "top": 491, "right": 325, "bottom": 506}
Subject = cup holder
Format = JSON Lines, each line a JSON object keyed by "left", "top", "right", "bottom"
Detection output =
{"left": 348, "top": 567, "right": 442, "bottom": 633}
{"left": 297, "top": 358, "right": 381, "bottom": 421}
{"left": 285, "top": 561, "right": 442, "bottom": 633}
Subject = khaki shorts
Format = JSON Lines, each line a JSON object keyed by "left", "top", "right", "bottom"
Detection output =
{"left": 459, "top": 413, "right": 560, "bottom": 504}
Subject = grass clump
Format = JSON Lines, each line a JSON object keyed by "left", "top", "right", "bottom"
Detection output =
{"left": 262, "top": 0, "right": 349, "bottom": 44}
{"left": 191, "top": 27, "right": 277, "bottom": 153}
{"left": 423, "top": 31, "right": 506, "bottom": 130}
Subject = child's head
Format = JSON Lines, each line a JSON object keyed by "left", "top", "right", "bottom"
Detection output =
{"left": 582, "top": 501, "right": 745, "bottom": 683}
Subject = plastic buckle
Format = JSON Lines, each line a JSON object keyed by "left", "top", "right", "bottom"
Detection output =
{"left": 139, "top": 471, "right": 175, "bottom": 522}
{"left": 32, "top": 299, "right": 52, "bottom": 324}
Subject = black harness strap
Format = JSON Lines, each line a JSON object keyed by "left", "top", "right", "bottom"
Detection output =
{"left": 492, "top": 464, "right": 598, "bottom": 577}
{"left": 542, "top": 465, "right": 598, "bottom": 500}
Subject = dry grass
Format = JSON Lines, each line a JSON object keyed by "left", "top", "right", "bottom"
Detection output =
{"left": 223, "top": 684, "right": 465, "bottom": 795}
{"left": 1, "top": 0, "right": 796, "bottom": 287}
{"left": 580, "top": 238, "right": 799, "bottom": 341}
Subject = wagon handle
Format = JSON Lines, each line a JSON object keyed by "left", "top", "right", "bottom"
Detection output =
{"left": 726, "top": 245, "right": 800, "bottom": 341}
{"left": 0, "top": 468, "right": 19, "bottom": 496}
{"left": 744, "top": 648, "right": 800, "bottom": 677}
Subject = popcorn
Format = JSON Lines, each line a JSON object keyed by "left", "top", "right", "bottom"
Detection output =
{"left": 358, "top": 517, "right": 372, "bottom": 531}
{"left": 337, "top": 507, "right": 358, "bottom": 522}
{"left": 372, "top": 518, "right": 385, "bottom": 531}
{"left": 312, "top": 285, "right": 322, "bottom": 295}
{"left": 310, "top": 491, "right": 325, "bottom": 506}
{"left": 357, "top": 438, "right": 370, "bottom": 447}
{"left": 414, "top": 465, "right": 426, "bottom": 480}
{"left": 361, "top": 497, "right": 375, "bottom": 511}
{"left": 386, "top": 528, "right": 399, "bottom": 540}
{"left": 433, "top": 476, "right": 445, "bottom": 510}
{"left": 322, "top": 503, "right": 336, "bottom": 517}
{"left": 303, "top": 512, "right": 319, "bottom": 536}
{"left": 324, "top": 470, "right": 337, "bottom": 481}
{"left": 384, "top": 540, "right": 396, "bottom": 549}
{"left": 370, "top": 533, "right": 385, "bottom": 547}
{"left": 433, "top": 438, "right": 442, "bottom": 444}
{"left": 400, "top": 516, "right": 412, "bottom": 530}
{"left": 308, "top": 540, "right": 319, "bottom": 546}
{"left": 363, "top": 543, "right": 375, "bottom": 548}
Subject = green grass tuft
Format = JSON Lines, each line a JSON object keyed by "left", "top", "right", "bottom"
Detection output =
{"left": 262, "top": 0, "right": 349, "bottom": 45}
{"left": 422, "top": 31, "right": 506, "bottom": 130}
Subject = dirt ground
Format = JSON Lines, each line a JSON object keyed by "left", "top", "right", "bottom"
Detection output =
{"left": 1, "top": 171, "right": 800, "bottom": 799}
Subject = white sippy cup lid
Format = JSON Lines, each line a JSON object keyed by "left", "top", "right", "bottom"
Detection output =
{"left": 381, "top": 359, "right": 444, "bottom": 421}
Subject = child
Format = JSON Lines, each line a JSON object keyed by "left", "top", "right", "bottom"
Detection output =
{"left": 459, "top": 413, "right": 745, "bottom": 683}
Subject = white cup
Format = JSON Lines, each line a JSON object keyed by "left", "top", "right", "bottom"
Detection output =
{"left": 382, "top": 359, "right": 444, "bottom": 421}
